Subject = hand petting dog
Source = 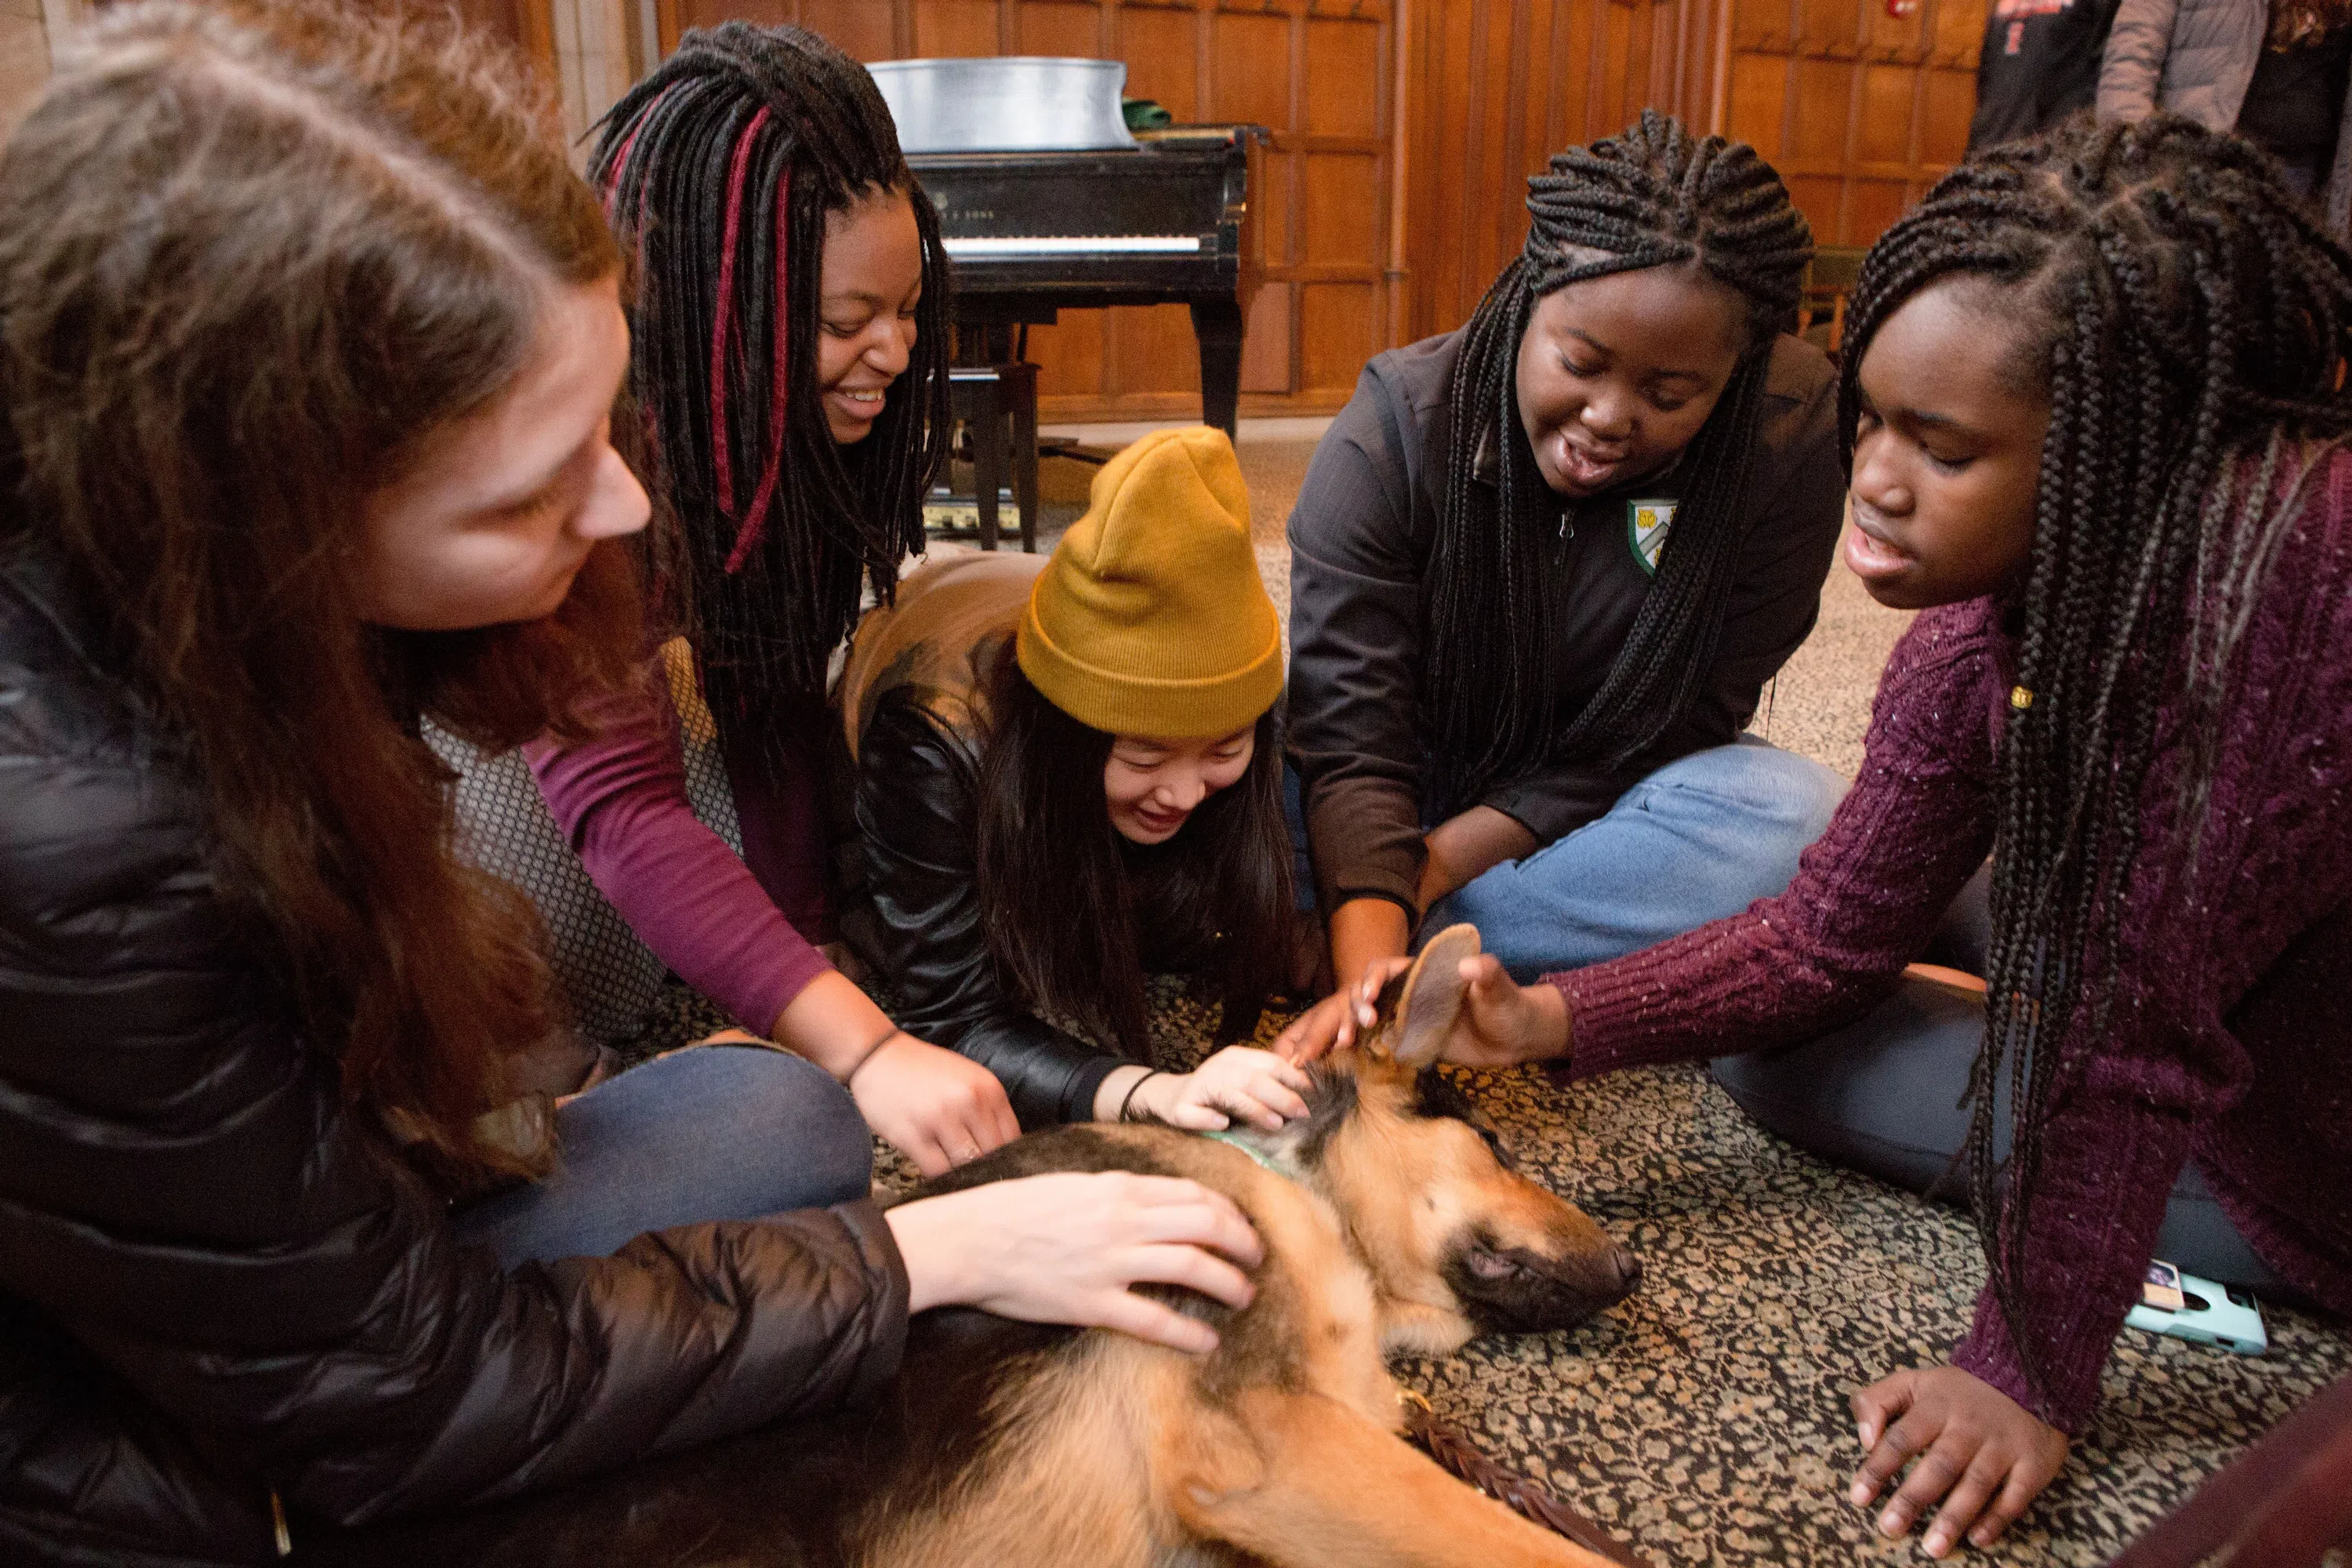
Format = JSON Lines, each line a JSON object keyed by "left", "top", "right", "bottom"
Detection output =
{"left": 848, "top": 1032, "right": 1022, "bottom": 1176}
{"left": 1278, "top": 953, "right": 1568, "bottom": 1069}
{"left": 1113, "top": 1047, "right": 1315, "bottom": 1131}
{"left": 886, "top": 1171, "right": 1263, "bottom": 1356}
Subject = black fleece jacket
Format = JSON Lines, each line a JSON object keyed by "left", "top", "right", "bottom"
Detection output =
{"left": 1286, "top": 328, "right": 1845, "bottom": 918}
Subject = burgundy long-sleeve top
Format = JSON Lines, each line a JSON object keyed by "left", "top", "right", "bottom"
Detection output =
{"left": 1552, "top": 449, "right": 2352, "bottom": 1434}
{"left": 524, "top": 668, "right": 833, "bottom": 1037}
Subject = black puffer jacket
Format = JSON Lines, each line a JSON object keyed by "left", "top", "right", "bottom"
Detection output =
{"left": 0, "top": 547, "right": 909, "bottom": 1567}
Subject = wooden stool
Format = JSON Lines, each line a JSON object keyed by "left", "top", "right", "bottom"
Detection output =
{"left": 948, "top": 362, "right": 1039, "bottom": 553}
{"left": 1797, "top": 245, "right": 1869, "bottom": 357}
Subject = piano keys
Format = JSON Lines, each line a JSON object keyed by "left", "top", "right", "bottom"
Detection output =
{"left": 909, "top": 125, "right": 1268, "bottom": 436}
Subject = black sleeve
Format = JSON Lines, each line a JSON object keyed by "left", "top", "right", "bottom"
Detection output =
{"left": 1479, "top": 347, "right": 1847, "bottom": 844}
{"left": 0, "top": 753, "right": 909, "bottom": 1543}
{"left": 852, "top": 691, "right": 1120, "bottom": 1129}
{"left": 1284, "top": 364, "right": 1432, "bottom": 917}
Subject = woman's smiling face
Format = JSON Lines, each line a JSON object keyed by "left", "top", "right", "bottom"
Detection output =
{"left": 1513, "top": 262, "right": 1748, "bottom": 498}
{"left": 1846, "top": 277, "right": 2052, "bottom": 611}
{"left": 815, "top": 184, "right": 923, "bottom": 445}
{"left": 1102, "top": 724, "right": 1256, "bottom": 845}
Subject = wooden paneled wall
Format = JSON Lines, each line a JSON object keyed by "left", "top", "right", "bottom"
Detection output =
{"left": 1719, "top": 0, "right": 1984, "bottom": 246}
{"left": 1403, "top": 0, "right": 1985, "bottom": 347}
{"left": 658, "top": 0, "right": 1399, "bottom": 419}
{"left": 602, "top": 0, "right": 1985, "bottom": 416}
{"left": 1402, "top": 0, "right": 1723, "bottom": 340}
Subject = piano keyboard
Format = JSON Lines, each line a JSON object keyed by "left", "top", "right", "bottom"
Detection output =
{"left": 910, "top": 127, "right": 1261, "bottom": 434}
{"left": 940, "top": 234, "right": 1202, "bottom": 257}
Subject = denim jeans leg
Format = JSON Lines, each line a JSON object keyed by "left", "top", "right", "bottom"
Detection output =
{"left": 1427, "top": 738, "right": 1844, "bottom": 982}
{"left": 452, "top": 1044, "right": 874, "bottom": 1267}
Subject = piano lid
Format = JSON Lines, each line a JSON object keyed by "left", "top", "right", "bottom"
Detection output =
{"left": 870, "top": 58, "right": 1138, "bottom": 154}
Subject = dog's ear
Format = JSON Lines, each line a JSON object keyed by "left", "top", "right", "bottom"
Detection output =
{"left": 1382, "top": 923, "right": 1482, "bottom": 1069}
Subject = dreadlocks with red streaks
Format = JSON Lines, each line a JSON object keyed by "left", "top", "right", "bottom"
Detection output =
{"left": 591, "top": 23, "right": 950, "bottom": 770}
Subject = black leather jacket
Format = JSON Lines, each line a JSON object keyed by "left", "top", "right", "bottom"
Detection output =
{"left": 0, "top": 547, "right": 909, "bottom": 1567}
{"left": 850, "top": 684, "right": 1127, "bottom": 1129}
{"left": 839, "top": 554, "right": 1198, "bottom": 1131}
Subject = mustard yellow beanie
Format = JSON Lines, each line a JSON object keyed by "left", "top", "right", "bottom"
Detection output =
{"left": 1017, "top": 426, "right": 1282, "bottom": 738}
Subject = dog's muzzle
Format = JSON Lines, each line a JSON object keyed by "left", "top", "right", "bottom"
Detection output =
{"left": 1446, "top": 1236, "right": 1641, "bottom": 1334}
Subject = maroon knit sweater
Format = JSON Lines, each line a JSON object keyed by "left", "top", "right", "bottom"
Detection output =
{"left": 1551, "top": 449, "right": 2352, "bottom": 1435}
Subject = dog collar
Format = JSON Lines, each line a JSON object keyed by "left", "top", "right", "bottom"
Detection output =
{"left": 1198, "top": 1128, "right": 1287, "bottom": 1176}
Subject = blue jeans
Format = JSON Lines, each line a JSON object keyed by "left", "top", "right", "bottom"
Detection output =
{"left": 452, "top": 1044, "right": 873, "bottom": 1267}
{"left": 1425, "top": 738, "right": 1844, "bottom": 981}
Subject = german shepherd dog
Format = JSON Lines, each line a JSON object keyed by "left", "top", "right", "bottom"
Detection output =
{"left": 317, "top": 927, "right": 1640, "bottom": 1567}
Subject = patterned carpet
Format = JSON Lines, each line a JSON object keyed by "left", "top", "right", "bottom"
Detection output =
{"left": 1174, "top": 989, "right": 2348, "bottom": 1568}
{"left": 596, "top": 430, "right": 2349, "bottom": 1563}
{"left": 615, "top": 973, "right": 2351, "bottom": 1567}
{"left": 1403, "top": 1062, "right": 2349, "bottom": 1566}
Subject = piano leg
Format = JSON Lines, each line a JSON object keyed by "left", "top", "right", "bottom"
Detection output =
{"left": 1190, "top": 297, "right": 1244, "bottom": 441}
{"left": 1003, "top": 361, "right": 1040, "bottom": 554}
{"left": 970, "top": 372, "right": 1004, "bottom": 552}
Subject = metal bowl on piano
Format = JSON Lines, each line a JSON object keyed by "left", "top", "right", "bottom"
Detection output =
{"left": 869, "top": 56, "right": 1138, "bottom": 154}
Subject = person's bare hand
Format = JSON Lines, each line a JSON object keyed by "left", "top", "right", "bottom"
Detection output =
{"left": 848, "top": 1033, "right": 1018, "bottom": 1177}
{"left": 1439, "top": 953, "right": 1570, "bottom": 1067}
{"left": 1136, "top": 1046, "right": 1313, "bottom": 1131}
{"left": 885, "top": 1172, "right": 1262, "bottom": 1352}
{"left": 1850, "top": 1365, "right": 2069, "bottom": 1557}
{"left": 1273, "top": 957, "right": 1410, "bottom": 1063}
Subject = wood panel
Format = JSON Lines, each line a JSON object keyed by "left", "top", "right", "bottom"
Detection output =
{"left": 1399, "top": 0, "right": 1985, "bottom": 347}
{"left": 639, "top": 0, "right": 1989, "bottom": 417}
{"left": 659, "top": 0, "right": 1399, "bottom": 420}
{"left": 1401, "top": 0, "right": 1729, "bottom": 343}
{"left": 1716, "top": 0, "right": 1986, "bottom": 245}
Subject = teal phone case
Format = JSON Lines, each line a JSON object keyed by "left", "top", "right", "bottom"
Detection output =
{"left": 2125, "top": 1265, "right": 2267, "bottom": 1356}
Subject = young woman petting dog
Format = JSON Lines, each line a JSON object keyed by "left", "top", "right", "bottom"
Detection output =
{"left": 1394, "top": 117, "right": 2352, "bottom": 1555}
{"left": 520, "top": 24, "right": 1025, "bottom": 1178}
{"left": 837, "top": 426, "right": 1315, "bottom": 1135}
{"left": 1279, "top": 111, "right": 1850, "bottom": 1053}
{"left": 0, "top": 9, "right": 1259, "bottom": 1561}
{"left": 306, "top": 926, "right": 1640, "bottom": 1568}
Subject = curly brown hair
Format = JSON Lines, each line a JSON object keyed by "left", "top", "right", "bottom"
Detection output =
{"left": 0, "top": 0, "right": 641, "bottom": 1181}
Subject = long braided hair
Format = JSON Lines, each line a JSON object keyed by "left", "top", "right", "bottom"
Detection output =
{"left": 1838, "top": 116, "right": 2352, "bottom": 1389}
{"left": 1425, "top": 110, "right": 1813, "bottom": 811}
{"left": 591, "top": 23, "right": 950, "bottom": 768}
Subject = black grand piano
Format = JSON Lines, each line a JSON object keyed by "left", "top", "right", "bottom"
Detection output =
{"left": 909, "top": 125, "right": 1268, "bottom": 437}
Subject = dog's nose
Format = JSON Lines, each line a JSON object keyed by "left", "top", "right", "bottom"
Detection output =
{"left": 1610, "top": 1247, "right": 1642, "bottom": 1294}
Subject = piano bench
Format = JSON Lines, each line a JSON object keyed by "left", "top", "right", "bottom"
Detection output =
{"left": 947, "top": 363, "right": 1040, "bottom": 554}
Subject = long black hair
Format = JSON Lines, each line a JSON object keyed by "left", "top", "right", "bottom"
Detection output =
{"left": 590, "top": 23, "right": 951, "bottom": 773}
{"left": 1425, "top": 109, "right": 1813, "bottom": 811}
{"left": 971, "top": 643, "right": 1294, "bottom": 1061}
{"left": 1838, "top": 116, "right": 2352, "bottom": 1392}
